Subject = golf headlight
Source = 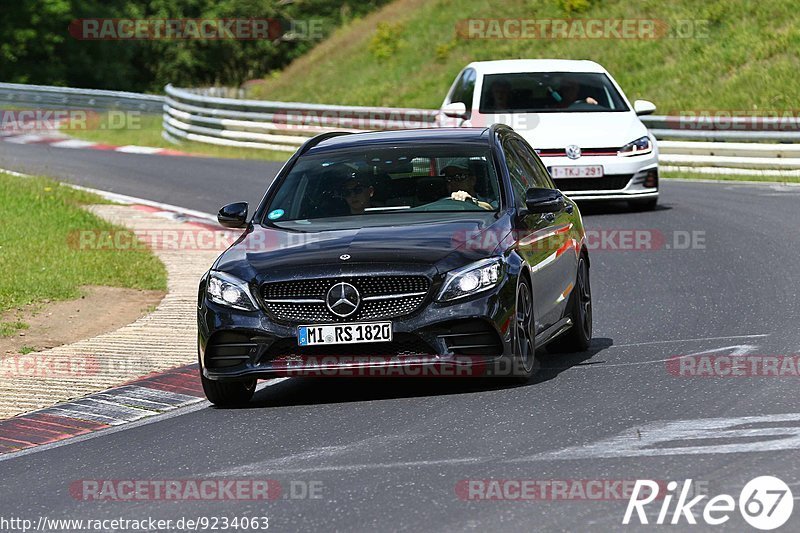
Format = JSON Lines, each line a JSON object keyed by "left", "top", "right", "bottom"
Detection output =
{"left": 206, "top": 271, "right": 257, "bottom": 311}
{"left": 618, "top": 136, "right": 653, "bottom": 157}
{"left": 438, "top": 258, "right": 504, "bottom": 301}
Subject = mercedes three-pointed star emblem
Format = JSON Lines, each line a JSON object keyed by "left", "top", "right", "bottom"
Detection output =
{"left": 326, "top": 282, "right": 360, "bottom": 318}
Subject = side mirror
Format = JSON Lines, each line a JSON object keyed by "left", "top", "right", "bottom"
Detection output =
{"left": 217, "top": 202, "right": 248, "bottom": 228}
{"left": 633, "top": 99, "right": 656, "bottom": 116}
{"left": 525, "top": 188, "right": 565, "bottom": 214}
{"left": 442, "top": 102, "right": 467, "bottom": 118}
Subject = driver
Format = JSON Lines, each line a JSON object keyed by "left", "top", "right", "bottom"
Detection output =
{"left": 555, "top": 79, "right": 598, "bottom": 107}
{"left": 440, "top": 163, "right": 493, "bottom": 210}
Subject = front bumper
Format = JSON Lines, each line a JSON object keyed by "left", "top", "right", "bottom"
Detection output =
{"left": 198, "top": 275, "right": 517, "bottom": 381}
{"left": 544, "top": 153, "right": 659, "bottom": 201}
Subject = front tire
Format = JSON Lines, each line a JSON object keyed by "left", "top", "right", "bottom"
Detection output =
{"left": 510, "top": 276, "right": 538, "bottom": 383}
{"left": 549, "top": 254, "right": 592, "bottom": 353}
{"left": 200, "top": 372, "right": 256, "bottom": 407}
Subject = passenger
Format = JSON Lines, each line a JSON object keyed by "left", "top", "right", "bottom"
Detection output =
{"left": 489, "top": 79, "right": 512, "bottom": 111}
{"left": 440, "top": 164, "right": 493, "bottom": 210}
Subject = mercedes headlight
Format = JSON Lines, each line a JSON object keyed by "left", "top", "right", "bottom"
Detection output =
{"left": 206, "top": 271, "right": 258, "bottom": 311}
{"left": 438, "top": 258, "right": 504, "bottom": 302}
{"left": 618, "top": 136, "right": 653, "bottom": 157}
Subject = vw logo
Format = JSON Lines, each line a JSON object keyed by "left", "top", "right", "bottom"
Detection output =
{"left": 326, "top": 282, "right": 360, "bottom": 318}
{"left": 565, "top": 145, "right": 582, "bottom": 160}
{"left": 339, "top": 254, "right": 351, "bottom": 261}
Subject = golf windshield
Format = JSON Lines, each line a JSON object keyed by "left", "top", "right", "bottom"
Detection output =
{"left": 480, "top": 72, "right": 629, "bottom": 113}
{"left": 264, "top": 145, "right": 501, "bottom": 223}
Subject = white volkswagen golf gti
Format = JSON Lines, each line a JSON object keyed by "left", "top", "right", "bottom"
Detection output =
{"left": 438, "top": 59, "right": 659, "bottom": 209}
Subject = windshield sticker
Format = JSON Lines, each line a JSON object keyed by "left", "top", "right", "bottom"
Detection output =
{"left": 267, "top": 209, "right": 285, "bottom": 220}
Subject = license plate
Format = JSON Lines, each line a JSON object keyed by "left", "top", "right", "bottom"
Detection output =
{"left": 297, "top": 322, "right": 393, "bottom": 346}
{"left": 550, "top": 165, "right": 604, "bottom": 178}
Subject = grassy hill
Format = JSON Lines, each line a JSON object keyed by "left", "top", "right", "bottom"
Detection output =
{"left": 250, "top": 0, "right": 799, "bottom": 112}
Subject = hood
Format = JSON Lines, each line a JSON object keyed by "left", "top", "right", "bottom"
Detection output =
{"left": 214, "top": 213, "right": 511, "bottom": 280}
{"left": 490, "top": 111, "right": 647, "bottom": 149}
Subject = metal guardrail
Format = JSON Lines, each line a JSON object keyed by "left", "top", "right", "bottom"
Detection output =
{"left": 162, "top": 84, "right": 439, "bottom": 152}
{"left": 1, "top": 82, "right": 796, "bottom": 170}
{"left": 0, "top": 82, "right": 164, "bottom": 113}
{"left": 162, "top": 87, "right": 800, "bottom": 168}
{"left": 641, "top": 115, "right": 800, "bottom": 142}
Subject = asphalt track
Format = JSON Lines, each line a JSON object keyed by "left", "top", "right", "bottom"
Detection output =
{"left": 1, "top": 141, "right": 799, "bottom": 531}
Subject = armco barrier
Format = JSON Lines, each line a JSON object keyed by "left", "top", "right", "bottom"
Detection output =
{"left": 0, "top": 82, "right": 164, "bottom": 113}
{"left": 162, "top": 84, "right": 438, "bottom": 152}
{"left": 1, "top": 82, "right": 796, "bottom": 169}
{"left": 161, "top": 86, "right": 800, "bottom": 168}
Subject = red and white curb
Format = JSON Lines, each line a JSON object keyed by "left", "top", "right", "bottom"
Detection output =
{"left": 0, "top": 364, "right": 204, "bottom": 455}
{"left": 0, "top": 130, "right": 194, "bottom": 157}
{"left": 0, "top": 368, "right": 286, "bottom": 457}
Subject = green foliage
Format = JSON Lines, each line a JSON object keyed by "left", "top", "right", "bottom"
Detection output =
{"left": 435, "top": 38, "right": 458, "bottom": 63}
{"left": 558, "top": 0, "right": 593, "bottom": 15}
{"left": 368, "top": 22, "right": 405, "bottom": 60}
{"left": 0, "top": 0, "right": 392, "bottom": 92}
{"left": 251, "top": 0, "right": 800, "bottom": 112}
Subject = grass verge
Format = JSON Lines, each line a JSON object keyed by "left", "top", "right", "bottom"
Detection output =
{"left": 0, "top": 172, "right": 167, "bottom": 336}
{"left": 63, "top": 113, "right": 292, "bottom": 162}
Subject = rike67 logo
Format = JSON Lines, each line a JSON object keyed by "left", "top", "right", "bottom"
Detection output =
{"left": 624, "top": 476, "right": 793, "bottom": 529}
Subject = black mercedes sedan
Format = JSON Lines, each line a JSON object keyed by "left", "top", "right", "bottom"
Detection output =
{"left": 197, "top": 125, "right": 592, "bottom": 406}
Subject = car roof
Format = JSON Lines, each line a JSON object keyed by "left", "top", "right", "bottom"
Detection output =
{"left": 310, "top": 127, "right": 491, "bottom": 153}
{"left": 465, "top": 59, "right": 608, "bottom": 75}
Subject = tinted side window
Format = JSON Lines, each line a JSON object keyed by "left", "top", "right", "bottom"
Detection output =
{"left": 512, "top": 139, "right": 555, "bottom": 189}
{"left": 502, "top": 139, "right": 532, "bottom": 207}
{"left": 449, "top": 68, "right": 476, "bottom": 116}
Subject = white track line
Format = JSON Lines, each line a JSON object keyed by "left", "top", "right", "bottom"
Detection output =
{"left": 0, "top": 167, "right": 217, "bottom": 222}
{"left": 608, "top": 333, "right": 769, "bottom": 349}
